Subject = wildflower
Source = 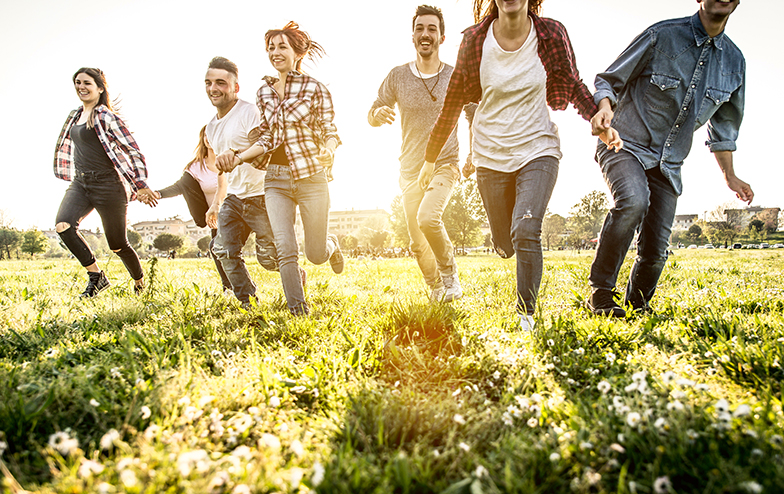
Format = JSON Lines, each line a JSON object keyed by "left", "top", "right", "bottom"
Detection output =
{"left": 733, "top": 404, "right": 751, "bottom": 418}
{"left": 78, "top": 459, "right": 105, "bottom": 478}
{"left": 626, "top": 412, "right": 642, "bottom": 428}
{"left": 671, "top": 389, "right": 686, "bottom": 400}
{"left": 232, "top": 485, "right": 251, "bottom": 494}
{"left": 140, "top": 406, "right": 151, "bottom": 419}
{"left": 120, "top": 470, "right": 138, "bottom": 488}
{"left": 716, "top": 412, "right": 733, "bottom": 431}
{"left": 527, "top": 417, "right": 538, "bottom": 428}
{"left": 653, "top": 476, "right": 671, "bottom": 494}
{"left": 579, "top": 441, "right": 593, "bottom": 451}
{"left": 432, "top": 449, "right": 440, "bottom": 457}
{"left": 597, "top": 381, "right": 611, "bottom": 394}
{"left": 291, "top": 385, "right": 307, "bottom": 393}
{"left": 492, "top": 371, "right": 501, "bottom": 380}
{"left": 715, "top": 399, "right": 730, "bottom": 414}
{"left": 458, "top": 442, "right": 471, "bottom": 452}
{"left": 547, "top": 339, "right": 554, "bottom": 347}
{"left": 675, "top": 378, "right": 695, "bottom": 388}
{"left": 666, "top": 400, "right": 684, "bottom": 412}
{"left": 629, "top": 481, "right": 638, "bottom": 493}
{"left": 0, "top": 440, "right": 6, "bottom": 457}
{"left": 574, "top": 347, "right": 585, "bottom": 356}
{"left": 549, "top": 452, "right": 561, "bottom": 462}
{"left": 739, "top": 481, "right": 763, "bottom": 493}
{"left": 584, "top": 469, "right": 601, "bottom": 486}
{"left": 453, "top": 414, "right": 466, "bottom": 425}
{"left": 229, "top": 413, "right": 253, "bottom": 434}
{"left": 686, "top": 429, "right": 699, "bottom": 441}
{"left": 452, "top": 388, "right": 461, "bottom": 397}
{"left": 289, "top": 467, "right": 304, "bottom": 489}
{"left": 260, "top": 433, "right": 281, "bottom": 450}
{"left": 96, "top": 482, "right": 113, "bottom": 494}
{"left": 530, "top": 393, "right": 542, "bottom": 404}
{"left": 182, "top": 406, "right": 203, "bottom": 423}
{"left": 720, "top": 354, "right": 731, "bottom": 363}
{"left": 100, "top": 429, "right": 120, "bottom": 450}
{"left": 654, "top": 417, "right": 669, "bottom": 433}
{"left": 177, "top": 449, "right": 210, "bottom": 477}
{"left": 144, "top": 424, "right": 161, "bottom": 441}
{"left": 198, "top": 395, "right": 215, "bottom": 408}
{"left": 269, "top": 396, "right": 281, "bottom": 408}
{"left": 48, "top": 431, "right": 79, "bottom": 456}
{"left": 44, "top": 347, "right": 58, "bottom": 358}
{"left": 632, "top": 370, "right": 648, "bottom": 383}
{"left": 89, "top": 398, "right": 100, "bottom": 407}
{"left": 610, "top": 443, "right": 626, "bottom": 454}
{"left": 502, "top": 412, "right": 514, "bottom": 426}
{"left": 606, "top": 352, "right": 616, "bottom": 363}
{"left": 770, "top": 434, "right": 783, "bottom": 446}
{"left": 312, "top": 461, "right": 325, "bottom": 486}
{"left": 177, "top": 397, "right": 191, "bottom": 406}
{"left": 695, "top": 383, "right": 710, "bottom": 392}
{"left": 475, "top": 465, "right": 488, "bottom": 478}
{"left": 208, "top": 472, "right": 229, "bottom": 491}
{"left": 290, "top": 439, "right": 305, "bottom": 458}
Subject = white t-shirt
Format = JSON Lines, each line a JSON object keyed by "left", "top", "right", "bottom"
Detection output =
{"left": 206, "top": 99, "right": 266, "bottom": 199}
{"left": 472, "top": 19, "right": 562, "bottom": 173}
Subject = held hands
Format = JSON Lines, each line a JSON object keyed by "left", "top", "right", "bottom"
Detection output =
{"left": 216, "top": 151, "right": 240, "bottom": 173}
{"left": 418, "top": 161, "right": 435, "bottom": 190}
{"left": 317, "top": 147, "right": 335, "bottom": 168}
{"left": 206, "top": 204, "right": 219, "bottom": 229}
{"left": 372, "top": 106, "right": 396, "bottom": 126}
{"left": 462, "top": 156, "right": 476, "bottom": 179}
{"left": 136, "top": 188, "right": 160, "bottom": 207}
{"left": 591, "top": 103, "right": 623, "bottom": 153}
{"left": 599, "top": 127, "right": 624, "bottom": 153}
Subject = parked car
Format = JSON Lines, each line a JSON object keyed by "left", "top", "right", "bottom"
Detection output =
{"left": 688, "top": 244, "right": 697, "bottom": 249}
{"left": 774, "top": 244, "right": 784, "bottom": 249}
{"left": 704, "top": 244, "right": 715, "bottom": 249}
{"left": 760, "top": 243, "right": 770, "bottom": 249}
{"left": 732, "top": 243, "right": 742, "bottom": 249}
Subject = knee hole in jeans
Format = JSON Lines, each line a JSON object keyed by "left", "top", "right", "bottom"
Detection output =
{"left": 55, "top": 222, "right": 72, "bottom": 233}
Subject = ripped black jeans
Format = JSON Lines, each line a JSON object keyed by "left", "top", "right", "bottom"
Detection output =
{"left": 55, "top": 170, "right": 143, "bottom": 281}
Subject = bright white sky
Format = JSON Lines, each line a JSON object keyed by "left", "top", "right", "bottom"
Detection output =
{"left": 1, "top": 0, "right": 781, "bottom": 231}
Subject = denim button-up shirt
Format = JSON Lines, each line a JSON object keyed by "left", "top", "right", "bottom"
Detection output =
{"left": 594, "top": 13, "right": 745, "bottom": 195}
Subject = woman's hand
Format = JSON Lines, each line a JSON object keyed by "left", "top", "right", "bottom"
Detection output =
{"left": 599, "top": 127, "right": 624, "bottom": 153}
{"left": 206, "top": 204, "right": 219, "bottom": 229}
{"left": 137, "top": 188, "right": 159, "bottom": 207}
{"left": 317, "top": 147, "right": 335, "bottom": 168}
{"left": 216, "top": 151, "right": 240, "bottom": 173}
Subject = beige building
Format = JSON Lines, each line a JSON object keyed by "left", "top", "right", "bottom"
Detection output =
{"left": 672, "top": 214, "right": 699, "bottom": 231}
{"left": 328, "top": 209, "right": 389, "bottom": 237}
{"left": 724, "top": 206, "right": 780, "bottom": 230}
{"left": 131, "top": 217, "right": 209, "bottom": 244}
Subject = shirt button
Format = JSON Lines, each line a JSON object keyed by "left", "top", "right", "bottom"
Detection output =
{"left": 691, "top": 85, "right": 696, "bottom": 88}
{"left": 683, "top": 107, "right": 688, "bottom": 111}
{"left": 666, "top": 143, "right": 671, "bottom": 147}
{"left": 675, "top": 124, "right": 680, "bottom": 128}
{"left": 700, "top": 61, "right": 704, "bottom": 66}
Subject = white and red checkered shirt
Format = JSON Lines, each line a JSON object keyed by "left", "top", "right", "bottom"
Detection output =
{"left": 53, "top": 105, "right": 149, "bottom": 199}
{"left": 255, "top": 71, "right": 341, "bottom": 181}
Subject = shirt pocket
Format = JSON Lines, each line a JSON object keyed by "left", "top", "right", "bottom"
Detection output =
{"left": 282, "top": 98, "right": 312, "bottom": 125}
{"left": 696, "top": 87, "right": 732, "bottom": 127}
{"left": 644, "top": 74, "right": 681, "bottom": 110}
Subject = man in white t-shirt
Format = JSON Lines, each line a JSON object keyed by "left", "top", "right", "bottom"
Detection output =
{"left": 204, "top": 56, "right": 278, "bottom": 307}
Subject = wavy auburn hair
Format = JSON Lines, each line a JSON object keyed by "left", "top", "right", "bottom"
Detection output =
{"left": 264, "top": 21, "right": 325, "bottom": 72}
{"left": 473, "top": 0, "right": 544, "bottom": 23}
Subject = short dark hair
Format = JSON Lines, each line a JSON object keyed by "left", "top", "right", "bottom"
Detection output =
{"left": 208, "top": 56, "right": 238, "bottom": 82}
{"left": 413, "top": 5, "right": 445, "bottom": 35}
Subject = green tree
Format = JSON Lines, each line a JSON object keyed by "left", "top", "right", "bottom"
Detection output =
{"left": 567, "top": 190, "right": 609, "bottom": 244}
{"left": 388, "top": 195, "right": 410, "bottom": 248}
{"left": 341, "top": 234, "right": 359, "bottom": 252}
{"left": 20, "top": 229, "right": 48, "bottom": 258}
{"left": 197, "top": 235, "right": 212, "bottom": 252}
{"left": 0, "top": 228, "right": 22, "bottom": 260}
{"left": 153, "top": 233, "right": 185, "bottom": 253}
{"left": 687, "top": 224, "right": 703, "bottom": 242}
{"left": 359, "top": 215, "right": 391, "bottom": 250}
{"left": 127, "top": 229, "right": 143, "bottom": 250}
{"left": 444, "top": 178, "right": 486, "bottom": 251}
{"left": 542, "top": 210, "right": 566, "bottom": 250}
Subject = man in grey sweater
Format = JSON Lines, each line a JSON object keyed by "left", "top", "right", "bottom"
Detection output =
{"left": 368, "top": 4, "right": 464, "bottom": 302}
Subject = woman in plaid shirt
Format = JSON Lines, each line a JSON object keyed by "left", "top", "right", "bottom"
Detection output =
{"left": 53, "top": 68, "right": 154, "bottom": 298}
{"left": 216, "top": 22, "right": 344, "bottom": 316}
{"left": 422, "top": 0, "right": 622, "bottom": 330}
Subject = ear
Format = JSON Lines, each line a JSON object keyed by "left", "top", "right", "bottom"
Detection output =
{"left": 440, "top": 34, "right": 446, "bottom": 43}
{"left": 234, "top": 82, "right": 240, "bottom": 93}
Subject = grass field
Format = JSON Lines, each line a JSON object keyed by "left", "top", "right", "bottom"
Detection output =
{"left": 0, "top": 250, "right": 782, "bottom": 493}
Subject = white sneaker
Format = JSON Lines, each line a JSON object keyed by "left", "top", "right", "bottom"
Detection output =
{"left": 519, "top": 314, "right": 535, "bottom": 332}
{"left": 430, "top": 283, "right": 446, "bottom": 302}
{"left": 441, "top": 272, "right": 463, "bottom": 302}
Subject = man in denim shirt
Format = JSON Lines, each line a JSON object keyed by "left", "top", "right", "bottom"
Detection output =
{"left": 588, "top": 0, "right": 753, "bottom": 316}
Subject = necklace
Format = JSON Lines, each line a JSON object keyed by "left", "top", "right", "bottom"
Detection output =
{"left": 415, "top": 62, "right": 442, "bottom": 102}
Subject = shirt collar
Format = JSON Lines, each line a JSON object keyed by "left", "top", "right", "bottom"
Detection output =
{"left": 263, "top": 69, "right": 304, "bottom": 86}
{"left": 463, "top": 13, "right": 549, "bottom": 41}
{"left": 691, "top": 12, "right": 725, "bottom": 50}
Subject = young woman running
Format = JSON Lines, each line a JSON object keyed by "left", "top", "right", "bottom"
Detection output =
{"left": 137, "top": 126, "right": 231, "bottom": 291}
{"left": 423, "top": 0, "right": 622, "bottom": 330}
{"left": 216, "top": 22, "right": 344, "bottom": 316}
{"left": 54, "top": 67, "right": 154, "bottom": 297}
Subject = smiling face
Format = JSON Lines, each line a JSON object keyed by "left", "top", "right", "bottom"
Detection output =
{"left": 412, "top": 14, "right": 444, "bottom": 58}
{"left": 700, "top": 0, "right": 741, "bottom": 16}
{"left": 494, "top": 0, "right": 530, "bottom": 17}
{"left": 268, "top": 34, "right": 301, "bottom": 74}
{"left": 204, "top": 68, "right": 238, "bottom": 111}
{"left": 74, "top": 73, "right": 102, "bottom": 107}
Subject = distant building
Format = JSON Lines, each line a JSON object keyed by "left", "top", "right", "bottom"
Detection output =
{"left": 724, "top": 206, "right": 780, "bottom": 230}
{"left": 328, "top": 209, "right": 389, "bottom": 237}
{"left": 131, "top": 217, "right": 208, "bottom": 244}
{"left": 672, "top": 214, "right": 699, "bottom": 230}
{"left": 41, "top": 229, "right": 102, "bottom": 242}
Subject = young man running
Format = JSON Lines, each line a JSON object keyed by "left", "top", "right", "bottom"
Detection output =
{"left": 368, "top": 4, "right": 465, "bottom": 302}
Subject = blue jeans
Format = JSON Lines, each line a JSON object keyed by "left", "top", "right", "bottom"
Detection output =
{"left": 589, "top": 148, "right": 678, "bottom": 309}
{"left": 213, "top": 194, "right": 278, "bottom": 303}
{"left": 477, "top": 156, "right": 559, "bottom": 316}
{"left": 264, "top": 165, "right": 334, "bottom": 315}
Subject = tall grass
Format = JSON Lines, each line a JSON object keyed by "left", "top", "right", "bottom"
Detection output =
{"left": 0, "top": 250, "right": 782, "bottom": 493}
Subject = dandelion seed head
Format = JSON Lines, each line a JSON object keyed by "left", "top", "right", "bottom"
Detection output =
{"left": 549, "top": 452, "right": 561, "bottom": 462}
{"left": 653, "top": 476, "right": 671, "bottom": 494}
{"left": 100, "top": 429, "right": 120, "bottom": 450}
{"left": 597, "top": 381, "right": 611, "bottom": 394}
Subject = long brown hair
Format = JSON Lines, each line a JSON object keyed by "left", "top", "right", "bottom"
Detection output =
{"left": 73, "top": 67, "right": 117, "bottom": 129}
{"left": 473, "top": 0, "right": 544, "bottom": 23}
{"left": 186, "top": 125, "right": 210, "bottom": 171}
{"left": 264, "top": 21, "right": 325, "bottom": 72}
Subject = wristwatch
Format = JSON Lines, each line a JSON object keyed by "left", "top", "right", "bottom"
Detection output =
{"left": 229, "top": 148, "right": 242, "bottom": 165}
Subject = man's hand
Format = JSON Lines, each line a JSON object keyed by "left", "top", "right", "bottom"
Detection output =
{"left": 591, "top": 98, "right": 614, "bottom": 136}
{"left": 462, "top": 157, "right": 476, "bottom": 178}
{"left": 727, "top": 176, "right": 754, "bottom": 204}
{"left": 599, "top": 127, "right": 624, "bottom": 153}
{"left": 206, "top": 204, "right": 219, "bottom": 229}
{"left": 216, "top": 151, "right": 239, "bottom": 173}
{"left": 136, "top": 188, "right": 159, "bottom": 207}
{"left": 371, "top": 106, "right": 396, "bottom": 126}
{"left": 418, "top": 161, "right": 435, "bottom": 190}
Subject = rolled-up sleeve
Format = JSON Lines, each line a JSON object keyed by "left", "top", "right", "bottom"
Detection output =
{"left": 706, "top": 64, "right": 744, "bottom": 153}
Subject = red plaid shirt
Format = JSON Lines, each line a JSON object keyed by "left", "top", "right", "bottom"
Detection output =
{"left": 426, "top": 14, "right": 598, "bottom": 162}
{"left": 53, "top": 105, "right": 149, "bottom": 199}
{"left": 255, "top": 71, "right": 341, "bottom": 181}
